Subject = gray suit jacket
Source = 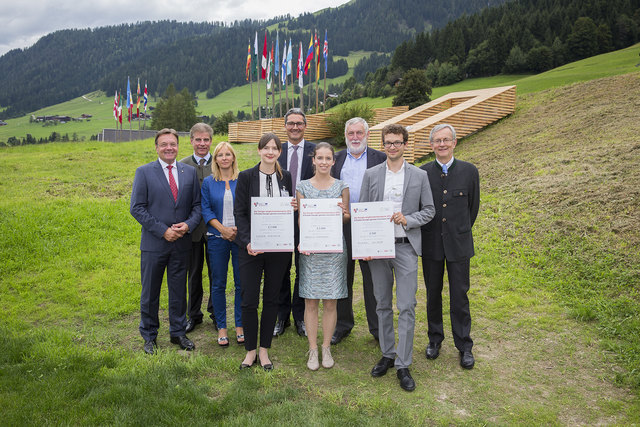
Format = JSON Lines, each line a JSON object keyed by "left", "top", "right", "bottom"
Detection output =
{"left": 130, "top": 160, "right": 201, "bottom": 252}
{"left": 359, "top": 161, "right": 435, "bottom": 256}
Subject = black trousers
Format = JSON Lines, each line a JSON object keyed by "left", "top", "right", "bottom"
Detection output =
{"left": 276, "top": 220, "right": 305, "bottom": 323}
{"left": 423, "top": 257, "right": 473, "bottom": 352}
{"left": 335, "top": 222, "right": 378, "bottom": 337}
{"left": 139, "top": 247, "right": 190, "bottom": 341}
{"left": 239, "top": 249, "right": 291, "bottom": 351}
{"left": 187, "top": 236, "right": 214, "bottom": 322}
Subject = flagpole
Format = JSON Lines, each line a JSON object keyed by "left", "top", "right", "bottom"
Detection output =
{"left": 249, "top": 39, "right": 254, "bottom": 121}
{"left": 323, "top": 63, "right": 327, "bottom": 114}
{"left": 315, "top": 30, "right": 319, "bottom": 115}
{"left": 278, "top": 73, "right": 282, "bottom": 118}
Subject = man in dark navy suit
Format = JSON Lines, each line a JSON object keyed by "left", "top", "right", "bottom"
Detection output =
{"left": 420, "top": 123, "right": 480, "bottom": 369}
{"left": 330, "top": 117, "right": 386, "bottom": 344}
{"left": 130, "top": 128, "right": 202, "bottom": 354}
{"left": 274, "top": 108, "right": 316, "bottom": 337}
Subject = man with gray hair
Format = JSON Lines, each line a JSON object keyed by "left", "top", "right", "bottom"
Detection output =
{"left": 330, "top": 117, "right": 386, "bottom": 344}
{"left": 180, "top": 123, "right": 216, "bottom": 333}
{"left": 420, "top": 123, "right": 479, "bottom": 369}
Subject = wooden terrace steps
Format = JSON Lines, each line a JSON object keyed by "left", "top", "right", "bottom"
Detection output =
{"left": 228, "top": 86, "right": 516, "bottom": 163}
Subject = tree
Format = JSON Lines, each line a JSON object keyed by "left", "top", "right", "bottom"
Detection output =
{"left": 151, "top": 84, "right": 197, "bottom": 131}
{"left": 566, "top": 17, "right": 599, "bottom": 61}
{"left": 212, "top": 111, "right": 236, "bottom": 135}
{"left": 503, "top": 46, "right": 528, "bottom": 74}
{"left": 526, "top": 46, "right": 554, "bottom": 72}
{"left": 325, "top": 103, "right": 374, "bottom": 146}
{"left": 392, "top": 68, "right": 431, "bottom": 109}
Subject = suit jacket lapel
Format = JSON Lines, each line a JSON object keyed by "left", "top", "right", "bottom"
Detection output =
{"left": 376, "top": 163, "right": 386, "bottom": 202}
{"left": 278, "top": 143, "right": 288, "bottom": 170}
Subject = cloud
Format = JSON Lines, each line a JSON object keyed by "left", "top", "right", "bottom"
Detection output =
{"left": 0, "top": 0, "right": 346, "bottom": 56}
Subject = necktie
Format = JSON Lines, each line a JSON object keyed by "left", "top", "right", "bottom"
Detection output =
{"left": 442, "top": 163, "right": 448, "bottom": 175}
{"left": 290, "top": 145, "right": 299, "bottom": 194}
{"left": 199, "top": 158, "right": 205, "bottom": 166}
{"left": 167, "top": 165, "right": 178, "bottom": 202}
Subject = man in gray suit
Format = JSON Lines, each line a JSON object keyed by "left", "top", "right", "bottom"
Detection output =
{"left": 180, "top": 123, "right": 216, "bottom": 333}
{"left": 130, "top": 128, "right": 202, "bottom": 354}
{"left": 360, "top": 124, "right": 434, "bottom": 391}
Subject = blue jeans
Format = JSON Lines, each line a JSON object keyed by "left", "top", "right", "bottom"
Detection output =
{"left": 207, "top": 235, "right": 242, "bottom": 329}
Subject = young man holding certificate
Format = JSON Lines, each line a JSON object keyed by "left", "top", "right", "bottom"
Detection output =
{"left": 358, "top": 124, "right": 435, "bottom": 392}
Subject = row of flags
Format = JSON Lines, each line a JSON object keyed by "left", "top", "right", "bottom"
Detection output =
{"left": 113, "top": 77, "right": 148, "bottom": 124}
{"left": 246, "top": 29, "right": 328, "bottom": 89}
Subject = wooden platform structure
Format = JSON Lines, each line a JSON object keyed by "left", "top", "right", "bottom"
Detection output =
{"left": 369, "top": 85, "right": 516, "bottom": 162}
{"left": 228, "top": 106, "right": 409, "bottom": 143}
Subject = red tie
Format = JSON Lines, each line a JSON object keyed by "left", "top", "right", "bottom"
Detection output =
{"left": 167, "top": 165, "right": 178, "bottom": 202}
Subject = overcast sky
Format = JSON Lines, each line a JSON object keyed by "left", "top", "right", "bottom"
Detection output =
{"left": 0, "top": 0, "right": 348, "bottom": 56}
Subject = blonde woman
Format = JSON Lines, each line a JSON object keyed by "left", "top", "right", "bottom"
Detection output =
{"left": 201, "top": 141, "right": 243, "bottom": 347}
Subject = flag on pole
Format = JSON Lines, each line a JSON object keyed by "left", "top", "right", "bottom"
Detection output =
{"left": 245, "top": 43, "right": 252, "bottom": 81}
{"left": 287, "top": 38, "right": 293, "bottom": 76}
{"left": 266, "top": 45, "right": 273, "bottom": 89}
{"left": 304, "top": 34, "right": 314, "bottom": 75}
{"left": 315, "top": 30, "right": 320, "bottom": 82}
{"left": 254, "top": 32, "right": 258, "bottom": 78}
{"left": 274, "top": 32, "right": 279, "bottom": 77}
{"left": 323, "top": 30, "right": 329, "bottom": 73}
{"left": 126, "top": 77, "right": 132, "bottom": 122}
{"left": 281, "top": 39, "right": 287, "bottom": 85}
{"left": 118, "top": 93, "right": 122, "bottom": 125}
{"left": 113, "top": 91, "right": 118, "bottom": 121}
{"left": 261, "top": 31, "right": 267, "bottom": 79}
{"left": 136, "top": 78, "right": 141, "bottom": 117}
{"left": 143, "top": 82, "right": 148, "bottom": 112}
{"left": 298, "top": 42, "right": 304, "bottom": 88}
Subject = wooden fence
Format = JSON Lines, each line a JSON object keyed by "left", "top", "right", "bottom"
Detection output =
{"left": 368, "top": 86, "right": 517, "bottom": 162}
{"left": 227, "top": 106, "right": 409, "bottom": 143}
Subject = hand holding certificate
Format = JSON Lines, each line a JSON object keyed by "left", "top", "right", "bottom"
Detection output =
{"left": 299, "top": 198, "right": 343, "bottom": 253}
{"left": 350, "top": 201, "right": 395, "bottom": 259}
{"left": 250, "top": 197, "right": 294, "bottom": 252}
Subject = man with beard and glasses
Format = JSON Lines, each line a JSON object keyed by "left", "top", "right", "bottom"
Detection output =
{"left": 329, "top": 117, "right": 386, "bottom": 345}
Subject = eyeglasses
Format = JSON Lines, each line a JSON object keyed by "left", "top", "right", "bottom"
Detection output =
{"left": 193, "top": 137, "right": 211, "bottom": 143}
{"left": 382, "top": 141, "right": 405, "bottom": 148}
{"left": 286, "top": 121, "right": 305, "bottom": 128}
{"left": 432, "top": 138, "right": 453, "bottom": 145}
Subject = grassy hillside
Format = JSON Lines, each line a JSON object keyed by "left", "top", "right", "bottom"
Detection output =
{"left": 1, "top": 72, "right": 639, "bottom": 424}
{"left": 1, "top": 43, "right": 639, "bottom": 145}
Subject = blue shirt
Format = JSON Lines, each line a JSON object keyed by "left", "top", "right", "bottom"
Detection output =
{"left": 340, "top": 148, "right": 369, "bottom": 204}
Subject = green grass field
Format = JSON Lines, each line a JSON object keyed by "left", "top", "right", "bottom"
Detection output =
{"left": 4, "top": 44, "right": 638, "bottom": 145}
{"left": 2, "top": 70, "right": 639, "bottom": 423}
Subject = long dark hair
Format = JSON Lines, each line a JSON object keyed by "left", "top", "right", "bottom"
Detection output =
{"left": 258, "top": 132, "right": 283, "bottom": 179}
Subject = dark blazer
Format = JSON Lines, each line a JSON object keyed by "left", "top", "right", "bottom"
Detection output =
{"left": 201, "top": 176, "right": 238, "bottom": 237}
{"left": 278, "top": 140, "right": 316, "bottom": 182}
{"left": 180, "top": 155, "right": 213, "bottom": 241}
{"left": 331, "top": 147, "right": 387, "bottom": 178}
{"left": 420, "top": 159, "right": 479, "bottom": 262}
{"left": 234, "top": 163, "right": 293, "bottom": 250}
{"left": 130, "top": 160, "right": 202, "bottom": 252}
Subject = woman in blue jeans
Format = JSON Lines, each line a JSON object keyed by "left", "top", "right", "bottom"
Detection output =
{"left": 201, "top": 141, "right": 243, "bottom": 346}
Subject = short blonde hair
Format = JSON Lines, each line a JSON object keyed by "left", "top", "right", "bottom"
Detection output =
{"left": 211, "top": 141, "right": 239, "bottom": 180}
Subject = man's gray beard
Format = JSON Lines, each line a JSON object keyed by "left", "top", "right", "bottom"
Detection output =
{"left": 347, "top": 140, "right": 366, "bottom": 156}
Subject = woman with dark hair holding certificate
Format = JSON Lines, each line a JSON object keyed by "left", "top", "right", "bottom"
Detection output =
{"left": 297, "top": 142, "right": 350, "bottom": 371}
{"left": 234, "top": 132, "right": 295, "bottom": 371}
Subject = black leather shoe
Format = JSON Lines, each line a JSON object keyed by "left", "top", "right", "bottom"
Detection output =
{"left": 273, "top": 319, "right": 287, "bottom": 336}
{"left": 185, "top": 318, "right": 202, "bottom": 333}
{"left": 397, "top": 368, "right": 416, "bottom": 391}
{"left": 295, "top": 320, "right": 307, "bottom": 337}
{"left": 143, "top": 339, "right": 157, "bottom": 355}
{"left": 240, "top": 355, "right": 257, "bottom": 370}
{"left": 330, "top": 329, "right": 350, "bottom": 345}
{"left": 371, "top": 356, "right": 395, "bottom": 377}
{"left": 425, "top": 342, "right": 441, "bottom": 359}
{"left": 170, "top": 335, "right": 195, "bottom": 351}
{"left": 460, "top": 350, "right": 475, "bottom": 369}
